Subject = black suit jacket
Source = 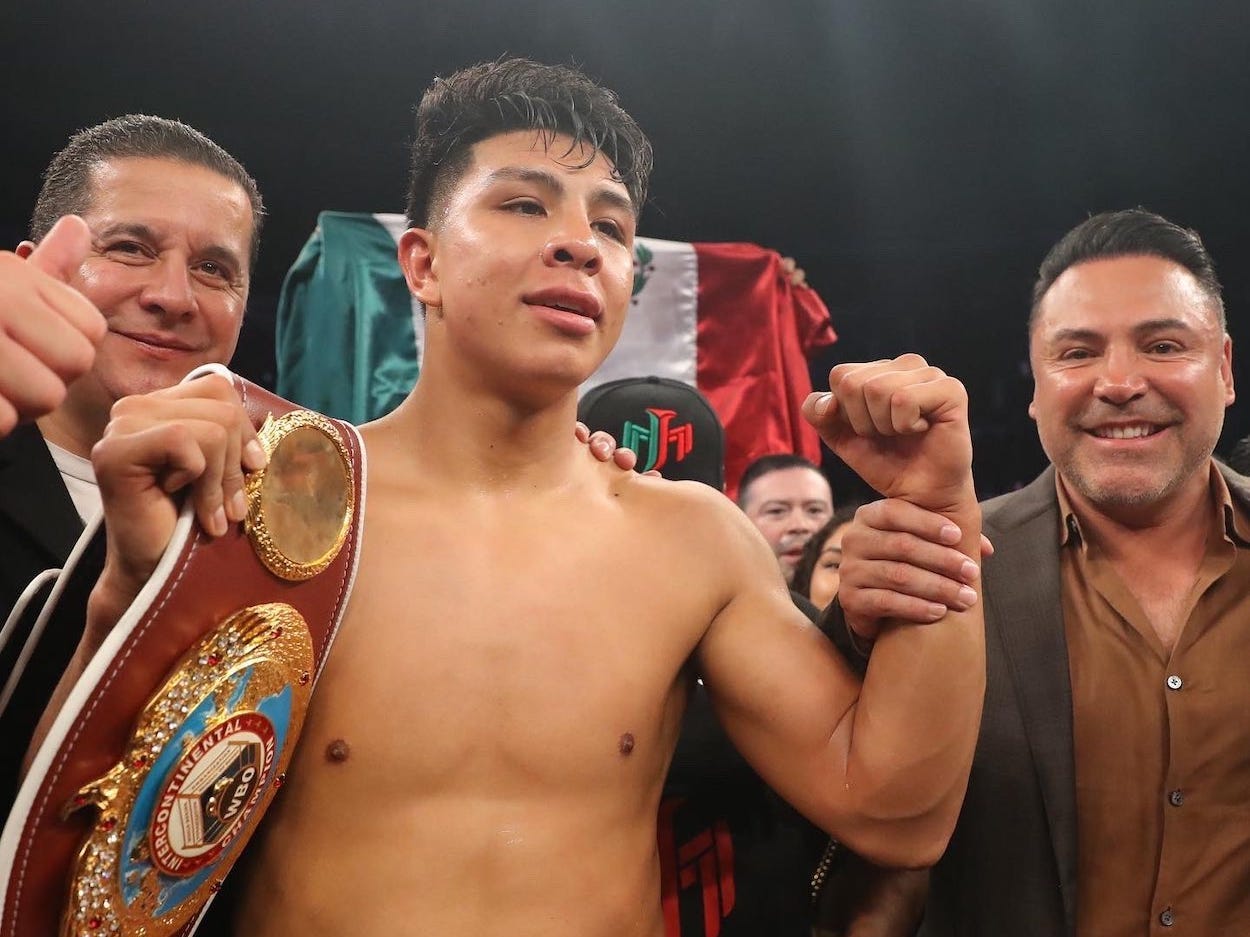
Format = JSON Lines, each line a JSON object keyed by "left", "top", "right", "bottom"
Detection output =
{"left": 920, "top": 463, "right": 1250, "bottom": 937}
{"left": 0, "top": 423, "right": 88, "bottom": 814}
{"left": 0, "top": 423, "right": 82, "bottom": 615}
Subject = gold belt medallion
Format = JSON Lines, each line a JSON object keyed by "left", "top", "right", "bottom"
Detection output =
{"left": 245, "top": 410, "right": 355, "bottom": 581}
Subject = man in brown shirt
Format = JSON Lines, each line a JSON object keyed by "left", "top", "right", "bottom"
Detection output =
{"left": 829, "top": 208, "right": 1250, "bottom": 935}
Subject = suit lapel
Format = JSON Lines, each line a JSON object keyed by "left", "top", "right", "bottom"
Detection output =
{"left": 0, "top": 423, "right": 83, "bottom": 565}
{"left": 983, "top": 467, "right": 1078, "bottom": 932}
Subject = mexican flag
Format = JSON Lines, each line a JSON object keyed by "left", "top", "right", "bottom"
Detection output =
{"left": 276, "top": 212, "right": 836, "bottom": 495}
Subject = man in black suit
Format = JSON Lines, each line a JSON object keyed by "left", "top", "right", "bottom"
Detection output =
{"left": 0, "top": 115, "right": 265, "bottom": 810}
{"left": 831, "top": 209, "right": 1250, "bottom": 935}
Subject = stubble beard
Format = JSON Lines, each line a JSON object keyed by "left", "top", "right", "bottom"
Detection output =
{"left": 1058, "top": 436, "right": 1213, "bottom": 513}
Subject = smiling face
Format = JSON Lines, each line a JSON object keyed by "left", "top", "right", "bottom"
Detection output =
{"left": 1028, "top": 254, "right": 1234, "bottom": 519}
{"left": 399, "top": 131, "right": 636, "bottom": 405}
{"left": 48, "top": 156, "right": 252, "bottom": 429}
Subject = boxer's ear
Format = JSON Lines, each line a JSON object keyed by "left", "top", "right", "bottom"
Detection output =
{"left": 398, "top": 227, "right": 441, "bottom": 311}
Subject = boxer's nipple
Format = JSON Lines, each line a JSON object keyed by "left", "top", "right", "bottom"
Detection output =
{"left": 325, "top": 738, "right": 351, "bottom": 763}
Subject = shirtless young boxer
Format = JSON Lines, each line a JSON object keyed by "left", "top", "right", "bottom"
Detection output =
{"left": 76, "top": 59, "right": 985, "bottom": 937}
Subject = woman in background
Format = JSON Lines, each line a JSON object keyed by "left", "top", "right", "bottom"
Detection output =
{"left": 793, "top": 503, "right": 861, "bottom": 611}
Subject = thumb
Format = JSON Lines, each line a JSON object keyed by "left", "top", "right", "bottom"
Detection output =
{"left": 27, "top": 215, "right": 92, "bottom": 281}
{"left": 801, "top": 391, "right": 834, "bottom": 423}
{"left": 801, "top": 391, "right": 840, "bottom": 435}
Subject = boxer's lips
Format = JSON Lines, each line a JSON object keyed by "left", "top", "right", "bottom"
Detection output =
{"left": 523, "top": 288, "right": 602, "bottom": 321}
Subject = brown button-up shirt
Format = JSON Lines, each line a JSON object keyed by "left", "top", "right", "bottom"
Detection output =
{"left": 1059, "top": 466, "right": 1250, "bottom": 936}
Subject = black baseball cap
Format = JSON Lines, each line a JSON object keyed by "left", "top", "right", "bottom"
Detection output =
{"left": 578, "top": 376, "right": 725, "bottom": 489}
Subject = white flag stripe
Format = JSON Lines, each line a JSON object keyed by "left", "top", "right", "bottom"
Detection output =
{"left": 581, "top": 237, "right": 699, "bottom": 393}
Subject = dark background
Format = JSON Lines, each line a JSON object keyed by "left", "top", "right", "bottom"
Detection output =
{"left": 6, "top": 0, "right": 1249, "bottom": 501}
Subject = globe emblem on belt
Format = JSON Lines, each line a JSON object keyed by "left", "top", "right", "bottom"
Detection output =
{"left": 149, "top": 711, "right": 277, "bottom": 877}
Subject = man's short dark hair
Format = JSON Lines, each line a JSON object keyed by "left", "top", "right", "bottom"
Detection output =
{"left": 31, "top": 114, "right": 265, "bottom": 270}
{"left": 737, "top": 453, "right": 827, "bottom": 508}
{"left": 1031, "top": 208, "right": 1224, "bottom": 330}
{"left": 405, "top": 58, "right": 653, "bottom": 229}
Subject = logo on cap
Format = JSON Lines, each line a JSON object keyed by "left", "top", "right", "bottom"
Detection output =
{"left": 622, "top": 408, "right": 695, "bottom": 473}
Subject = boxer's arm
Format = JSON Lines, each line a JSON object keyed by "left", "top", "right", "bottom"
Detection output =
{"left": 699, "top": 356, "right": 985, "bottom": 867}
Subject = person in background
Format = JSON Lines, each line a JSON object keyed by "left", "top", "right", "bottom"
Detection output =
{"left": 738, "top": 453, "right": 834, "bottom": 584}
{"left": 792, "top": 502, "right": 863, "bottom": 612}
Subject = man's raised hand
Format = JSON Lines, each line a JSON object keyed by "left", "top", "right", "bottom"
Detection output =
{"left": 0, "top": 216, "right": 107, "bottom": 435}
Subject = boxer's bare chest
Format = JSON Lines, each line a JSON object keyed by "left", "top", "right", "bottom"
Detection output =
{"left": 297, "top": 483, "right": 715, "bottom": 795}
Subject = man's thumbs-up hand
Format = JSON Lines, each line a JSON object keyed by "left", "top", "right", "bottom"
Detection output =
{"left": 0, "top": 215, "right": 107, "bottom": 436}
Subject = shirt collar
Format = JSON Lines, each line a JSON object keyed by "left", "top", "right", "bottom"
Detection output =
{"left": 1054, "top": 461, "right": 1250, "bottom": 549}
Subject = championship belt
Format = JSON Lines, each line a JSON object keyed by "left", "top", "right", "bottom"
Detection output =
{"left": 0, "top": 365, "right": 366, "bottom": 937}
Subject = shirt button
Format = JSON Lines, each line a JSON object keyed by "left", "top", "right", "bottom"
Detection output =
{"left": 1166, "top": 675, "right": 1183, "bottom": 690}
{"left": 1168, "top": 789, "right": 1184, "bottom": 807}
{"left": 1160, "top": 908, "right": 1175, "bottom": 927}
